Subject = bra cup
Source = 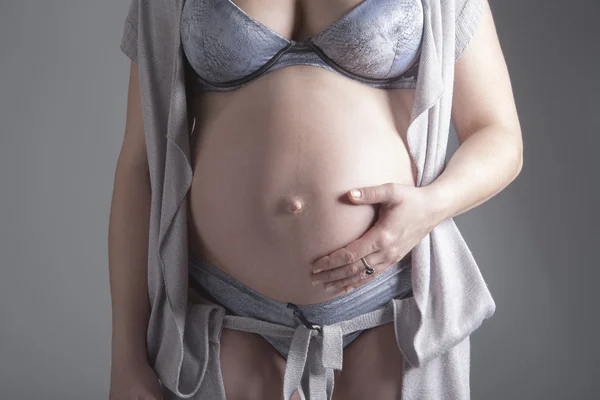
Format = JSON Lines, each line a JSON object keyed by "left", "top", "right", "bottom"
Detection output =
{"left": 384, "top": 0, "right": 424, "bottom": 78}
{"left": 311, "top": 0, "right": 424, "bottom": 80}
{"left": 181, "top": 0, "right": 289, "bottom": 83}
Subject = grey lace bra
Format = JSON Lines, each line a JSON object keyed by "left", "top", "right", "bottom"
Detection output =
{"left": 181, "top": 0, "right": 424, "bottom": 93}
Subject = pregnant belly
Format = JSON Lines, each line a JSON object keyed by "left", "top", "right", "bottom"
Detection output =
{"left": 188, "top": 67, "right": 416, "bottom": 304}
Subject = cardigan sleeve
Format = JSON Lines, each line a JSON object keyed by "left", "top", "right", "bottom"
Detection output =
{"left": 454, "top": 0, "right": 485, "bottom": 62}
{"left": 120, "top": 0, "right": 139, "bottom": 63}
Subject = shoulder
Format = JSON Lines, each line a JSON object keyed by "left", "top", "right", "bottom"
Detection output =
{"left": 123, "top": 0, "right": 182, "bottom": 25}
{"left": 120, "top": 0, "right": 185, "bottom": 62}
{"left": 453, "top": 0, "right": 487, "bottom": 62}
{"left": 454, "top": 0, "right": 486, "bottom": 25}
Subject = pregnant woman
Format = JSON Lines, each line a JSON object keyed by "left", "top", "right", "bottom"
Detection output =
{"left": 109, "top": 0, "right": 522, "bottom": 399}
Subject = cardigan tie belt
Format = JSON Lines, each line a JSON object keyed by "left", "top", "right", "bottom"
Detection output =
{"left": 221, "top": 301, "right": 397, "bottom": 400}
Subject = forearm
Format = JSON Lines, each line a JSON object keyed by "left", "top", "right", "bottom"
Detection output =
{"left": 423, "top": 124, "right": 523, "bottom": 222}
{"left": 108, "top": 157, "right": 152, "bottom": 366}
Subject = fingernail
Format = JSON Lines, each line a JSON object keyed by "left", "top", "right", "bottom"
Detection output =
{"left": 325, "top": 285, "right": 336, "bottom": 292}
{"left": 350, "top": 189, "right": 361, "bottom": 198}
{"left": 312, "top": 269, "right": 322, "bottom": 274}
{"left": 312, "top": 280, "right": 322, "bottom": 286}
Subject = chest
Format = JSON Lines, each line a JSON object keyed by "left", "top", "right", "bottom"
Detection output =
{"left": 197, "top": 0, "right": 424, "bottom": 41}
{"left": 226, "top": 0, "right": 385, "bottom": 41}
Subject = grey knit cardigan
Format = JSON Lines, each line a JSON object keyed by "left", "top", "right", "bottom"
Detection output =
{"left": 119, "top": 0, "right": 495, "bottom": 398}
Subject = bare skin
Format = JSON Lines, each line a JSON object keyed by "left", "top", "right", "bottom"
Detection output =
{"left": 187, "top": 2, "right": 417, "bottom": 396}
{"left": 187, "top": 65, "right": 416, "bottom": 304}
{"left": 188, "top": 0, "right": 521, "bottom": 399}
{"left": 109, "top": 62, "right": 161, "bottom": 399}
{"left": 110, "top": 0, "right": 521, "bottom": 398}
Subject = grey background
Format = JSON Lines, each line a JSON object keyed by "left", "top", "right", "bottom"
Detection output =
{"left": 0, "top": 0, "right": 598, "bottom": 399}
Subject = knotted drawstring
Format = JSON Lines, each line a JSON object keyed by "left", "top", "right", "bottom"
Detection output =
{"left": 221, "top": 301, "right": 396, "bottom": 400}
{"left": 282, "top": 303, "right": 344, "bottom": 399}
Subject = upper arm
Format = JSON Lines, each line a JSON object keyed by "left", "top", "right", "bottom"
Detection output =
{"left": 118, "top": 1, "right": 147, "bottom": 170}
{"left": 120, "top": 60, "right": 148, "bottom": 171}
{"left": 451, "top": 0, "right": 522, "bottom": 145}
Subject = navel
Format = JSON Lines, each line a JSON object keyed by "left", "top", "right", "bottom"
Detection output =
{"left": 275, "top": 194, "right": 309, "bottom": 217}
{"left": 289, "top": 197, "right": 304, "bottom": 213}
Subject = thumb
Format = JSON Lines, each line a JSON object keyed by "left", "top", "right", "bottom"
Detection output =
{"left": 348, "top": 183, "right": 404, "bottom": 205}
{"left": 347, "top": 183, "right": 388, "bottom": 205}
